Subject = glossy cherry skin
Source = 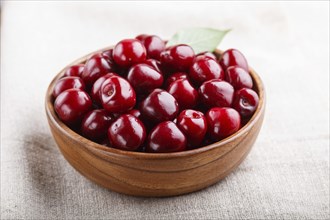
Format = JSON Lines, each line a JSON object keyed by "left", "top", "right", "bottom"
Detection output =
{"left": 127, "top": 109, "right": 141, "bottom": 118}
{"left": 54, "top": 88, "right": 92, "bottom": 126}
{"left": 142, "top": 59, "right": 161, "bottom": 72}
{"left": 160, "top": 44, "right": 195, "bottom": 72}
{"left": 219, "top": 49, "right": 249, "bottom": 72}
{"left": 139, "top": 35, "right": 165, "bottom": 60}
{"left": 176, "top": 110, "right": 207, "bottom": 148}
{"left": 164, "top": 72, "right": 188, "bottom": 89}
{"left": 199, "top": 79, "right": 234, "bottom": 108}
{"left": 102, "top": 49, "right": 116, "bottom": 65}
{"left": 90, "top": 73, "right": 118, "bottom": 105}
{"left": 112, "top": 39, "right": 147, "bottom": 68}
{"left": 225, "top": 66, "right": 253, "bottom": 89}
{"left": 100, "top": 76, "right": 136, "bottom": 113}
{"left": 81, "top": 53, "right": 113, "bottom": 87}
{"left": 167, "top": 79, "right": 198, "bottom": 109}
{"left": 206, "top": 107, "right": 241, "bottom": 141}
{"left": 232, "top": 88, "right": 259, "bottom": 118}
{"left": 81, "top": 109, "right": 114, "bottom": 141}
{"left": 146, "top": 121, "right": 187, "bottom": 153}
{"left": 135, "top": 34, "right": 148, "bottom": 42}
{"left": 108, "top": 114, "right": 146, "bottom": 151}
{"left": 52, "top": 76, "right": 85, "bottom": 98}
{"left": 127, "top": 64, "right": 164, "bottom": 94}
{"left": 195, "top": 52, "right": 217, "bottom": 61}
{"left": 63, "top": 64, "right": 84, "bottom": 77}
{"left": 140, "top": 89, "right": 179, "bottom": 123}
{"left": 189, "top": 57, "right": 224, "bottom": 85}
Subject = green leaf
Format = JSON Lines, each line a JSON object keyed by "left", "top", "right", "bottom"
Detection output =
{"left": 167, "top": 28, "right": 230, "bottom": 54}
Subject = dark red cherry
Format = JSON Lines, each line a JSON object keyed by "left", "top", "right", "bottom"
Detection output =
{"left": 219, "top": 49, "right": 249, "bottom": 72}
{"left": 206, "top": 107, "right": 241, "bottom": 141}
{"left": 127, "top": 64, "right": 163, "bottom": 93}
{"left": 127, "top": 109, "right": 141, "bottom": 118}
{"left": 146, "top": 121, "right": 187, "bottom": 153}
{"left": 225, "top": 66, "right": 253, "bottom": 89}
{"left": 195, "top": 52, "right": 217, "bottom": 61}
{"left": 176, "top": 110, "right": 207, "bottom": 148}
{"left": 142, "top": 59, "right": 161, "bottom": 72}
{"left": 53, "top": 76, "right": 85, "bottom": 98}
{"left": 140, "top": 89, "right": 179, "bottom": 123}
{"left": 54, "top": 89, "right": 92, "bottom": 126}
{"left": 108, "top": 114, "right": 146, "bottom": 151}
{"left": 112, "top": 39, "right": 146, "bottom": 68}
{"left": 189, "top": 57, "right": 224, "bottom": 85}
{"left": 233, "top": 88, "right": 259, "bottom": 118}
{"left": 102, "top": 49, "right": 117, "bottom": 67}
{"left": 160, "top": 44, "right": 195, "bottom": 72}
{"left": 90, "top": 73, "right": 118, "bottom": 105}
{"left": 81, "top": 109, "right": 114, "bottom": 141}
{"left": 100, "top": 76, "right": 136, "bottom": 113}
{"left": 199, "top": 79, "right": 234, "bottom": 108}
{"left": 63, "top": 64, "right": 84, "bottom": 77}
{"left": 81, "top": 53, "right": 113, "bottom": 87}
{"left": 167, "top": 79, "right": 198, "bottom": 109}
{"left": 141, "top": 35, "right": 165, "bottom": 60}
{"left": 164, "top": 72, "right": 188, "bottom": 89}
{"left": 136, "top": 34, "right": 148, "bottom": 42}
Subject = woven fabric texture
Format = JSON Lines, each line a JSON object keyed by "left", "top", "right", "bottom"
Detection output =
{"left": 1, "top": 2, "right": 329, "bottom": 219}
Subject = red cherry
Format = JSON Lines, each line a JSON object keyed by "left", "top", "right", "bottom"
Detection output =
{"left": 139, "top": 35, "right": 165, "bottom": 60}
{"left": 164, "top": 72, "right": 188, "bottom": 89}
{"left": 53, "top": 76, "right": 85, "bottom": 98}
{"left": 140, "top": 89, "right": 179, "bottom": 123}
{"left": 219, "top": 49, "right": 249, "bottom": 72}
{"left": 199, "top": 79, "right": 234, "bottom": 108}
{"left": 160, "top": 44, "right": 195, "bottom": 72}
{"left": 136, "top": 34, "right": 148, "bottom": 42}
{"left": 81, "top": 53, "right": 113, "bottom": 87}
{"left": 142, "top": 59, "right": 161, "bottom": 72}
{"left": 102, "top": 49, "right": 118, "bottom": 69}
{"left": 167, "top": 79, "right": 198, "bottom": 109}
{"left": 127, "top": 109, "right": 141, "bottom": 118}
{"left": 206, "top": 107, "right": 241, "bottom": 141}
{"left": 63, "top": 64, "right": 84, "bottom": 77}
{"left": 176, "top": 110, "right": 207, "bottom": 148}
{"left": 195, "top": 52, "right": 217, "bottom": 61}
{"left": 127, "top": 64, "right": 163, "bottom": 94}
{"left": 146, "top": 121, "right": 187, "bottom": 153}
{"left": 90, "top": 73, "right": 118, "bottom": 105}
{"left": 232, "top": 88, "right": 259, "bottom": 118}
{"left": 108, "top": 114, "right": 146, "bottom": 151}
{"left": 225, "top": 66, "right": 253, "bottom": 89}
{"left": 81, "top": 109, "right": 114, "bottom": 141}
{"left": 54, "top": 89, "right": 92, "bottom": 126}
{"left": 189, "top": 57, "right": 224, "bottom": 85}
{"left": 113, "top": 39, "right": 146, "bottom": 68}
{"left": 100, "top": 76, "right": 136, "bottom": 113}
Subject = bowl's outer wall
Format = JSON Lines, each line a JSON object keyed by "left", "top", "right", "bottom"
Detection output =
{"left": 45, "top": 48, "right": 265, "bottom": 197}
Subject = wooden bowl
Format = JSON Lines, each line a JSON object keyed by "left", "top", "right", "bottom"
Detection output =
{"left": 45, "top": 47, "right": 265, "bottom": 197}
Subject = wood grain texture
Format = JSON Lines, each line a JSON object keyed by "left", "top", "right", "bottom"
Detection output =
{"left": 45, "top": 48, "right": 266, "bottom": 197}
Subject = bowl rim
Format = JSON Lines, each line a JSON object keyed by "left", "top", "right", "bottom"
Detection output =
{"left": 45, "top": 47, "right": 265, "bottom": 160}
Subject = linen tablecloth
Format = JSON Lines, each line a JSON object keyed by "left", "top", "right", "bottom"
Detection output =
{"left": 1, "top": 1, "right": 329, "bottom": 219}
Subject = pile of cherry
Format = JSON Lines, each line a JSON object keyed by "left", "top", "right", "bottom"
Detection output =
{"left": 53, "top": 35, "right": 259, "bottom": 153}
